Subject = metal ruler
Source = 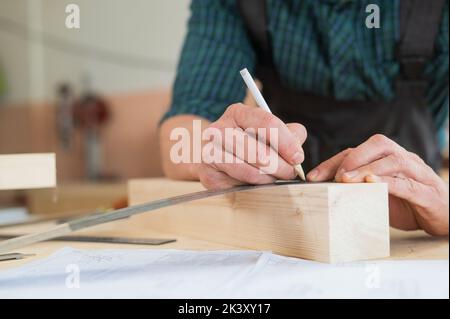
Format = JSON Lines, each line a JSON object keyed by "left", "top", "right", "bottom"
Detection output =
{"left": 0, "top": 234, "right": 176, "bottom": 245}
{"left": 0, "top": 253, "right": 35, "bottom": 262}
{"left": 0, "top": 181, "right": 302, "bottom": 254}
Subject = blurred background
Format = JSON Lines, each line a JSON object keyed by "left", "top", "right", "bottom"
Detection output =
{"left": 0, "top": 0, "right": 448, "bottom": 221}
{"left": 0, "top": 0, "right": 191, "bottom": 179}
{"left": 0, "top": 0, "right": 190, "bottom": 218}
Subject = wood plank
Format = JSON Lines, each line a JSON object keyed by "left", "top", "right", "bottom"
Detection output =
{"left": 0, "top": 153, "right": 56, "bottom": 190}
{"left": 128, "top": 178, "right": 390, "bottom": 263}
{"left": 25, "top": 182, "right": 126, "bottom": 215}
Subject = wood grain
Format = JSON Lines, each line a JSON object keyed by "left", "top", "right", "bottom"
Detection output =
{"left": 128, "top": 179, "right": 390, "bottom": 263}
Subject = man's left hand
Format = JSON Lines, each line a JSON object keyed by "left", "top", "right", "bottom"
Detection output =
{"left": 307, "top": 134, "right": 449, "bottom": 236}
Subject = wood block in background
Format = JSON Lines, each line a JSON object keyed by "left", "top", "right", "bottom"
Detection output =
{"left": 0, "top": 153, "right": 56, "bottom": 190}
{"left": 128, "top": 179, "right": 390, "bottom": 263}
{"left": 25, "top": 183, "right": 127, "bottom": 215}
{"left": 0, "top": 89, "right": 170, "bottom": 183}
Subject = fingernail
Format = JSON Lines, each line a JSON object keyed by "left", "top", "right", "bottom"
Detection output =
{"left": 307, "top": 169, "right": 319, "bottom": 181}
{"left": 365, "top": 174, "right": 381, "bottom": 183}
{"left": 290, "top": 151, "right": 303, "bottom": 165}
{"left": 343, "top": 170, "right": 359, "bottom": 180}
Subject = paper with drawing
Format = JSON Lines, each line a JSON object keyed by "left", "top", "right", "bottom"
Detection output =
{"left": 0, "top": 247, "right": 447, "bottom": 298}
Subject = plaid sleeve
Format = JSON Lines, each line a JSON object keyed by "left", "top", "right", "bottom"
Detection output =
{"left": 426, "top": 0, "right": 449, "bottom": 132}
{"left": 160, "top": 0, "right": 256, "bottom": 124}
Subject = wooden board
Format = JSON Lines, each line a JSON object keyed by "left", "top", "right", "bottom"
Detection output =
{"left": 0, "top": 222, "right": 446, "bottom": 272}
{"left": 128, "top": 179, "right": 390, "bottom": 263}
{"left": 25, "top": 182, "right": 126, "bottom": 215}
{"left": 0, "top": 153, "right": 56, "bottom": 190}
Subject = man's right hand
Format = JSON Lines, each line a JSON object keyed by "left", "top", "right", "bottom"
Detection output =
{"left": 196, "top": 103, "right": 307, "bottom": 190}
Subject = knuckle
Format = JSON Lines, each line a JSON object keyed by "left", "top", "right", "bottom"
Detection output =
{"left": 370, "top": 134, "right": 389, "bottom": 146}
{"left": 343, "top": 148, "right": 354, "bottom": 156}
{"left": 335, "top": 149, "right": 354, "bottom": 172}
{"left": 224, "top": 103, "right": 243, "bottom": 119}
{"left": 408, "top": 151, "right": 425, "bottom": 164}
{"left": 390, "top": 177, "right": 402, "bottom": 191}
{"left": 241, "top": 168, "right": 261, "bottom": 184}
{"left": 405, "top": 178, "right": 419, "bottom": 195}
{"left": 341, "top": 153, "right": 357, "bottom": 168}
{"left": 198, "top": 169, "right": 219, "bottom": 189}
{"left": 226, "top": 103, "right": 243, "bottom": 113}
{"left": 391, "top": 152, "right": 409, "bottom": 169}
{"left": 260, "top": 113, "right": 277, "bottom": 128}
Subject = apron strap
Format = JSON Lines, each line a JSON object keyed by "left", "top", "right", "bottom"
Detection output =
{"left": 398, "top": 0, "right": 446, "bottom": 78}
{"left": 238, "top": 0, "right": 446, "bottom": 85}
{"left": 237, "top": 0, "right": 445, "bottom": 170}
{"left": 237, "top": 0, "right": 272, "bottom": 67}
{"left": 396, "top": 0, "right": 445, "bottom": 98}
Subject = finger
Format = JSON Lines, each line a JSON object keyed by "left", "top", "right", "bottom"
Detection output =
{"left": 286, "top": 123, "right": 307, "bottom": 145}
{"left": 340, "top": 152, "right": 436, "bottom": 184}
{"left": 198, "top": 164, "right": 245, "bottom": 190}
{"left": 212, "top": 160, "right": 276, "bottom": 185}
{"left": 224, "top": 103, "right": 306, "bottom": 166}
{"left": 307, "top": 148, "right": 352, "bottom": 182}
{"left": 335, "top": 134, "right": 404, "bottom": 181}
{"left": 206, "top": 127, "right": 297, "bottom": 180}
{"left": 365, "top": 175, "right": 434, "bottom": 210}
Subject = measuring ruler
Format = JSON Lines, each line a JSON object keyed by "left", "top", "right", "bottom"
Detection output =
{"left": 0, "top": 234, "right": 176, "bottom": 245}
{"left": 0, "top": 181, "right": 302, "bottom": 254}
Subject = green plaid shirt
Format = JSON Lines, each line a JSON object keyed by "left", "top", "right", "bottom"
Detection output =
{"left": 163, "top": 0, "right": 449, "bottom": 133}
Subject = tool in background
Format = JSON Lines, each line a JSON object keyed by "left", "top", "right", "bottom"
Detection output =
{"left": 240, "top": 68, "right": 306, "bottom": 181}
{"left": 56, "top": 83, "right": 75, "bottom": 150}
{"left": 0, "top": 234, "right": 175, "bottom": 246}
{"left": 0, "top": 253, "right": 35, "bottom": 262}
{"left": 73, "top": 74, "right": 110, "bottom": 181}
{"left": 0, "top": 181, "right": 302, "bottom": 254}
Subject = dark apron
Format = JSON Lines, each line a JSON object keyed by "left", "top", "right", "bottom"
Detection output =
{"left": 238, "top": 0, "right": 445, "bottom": 172}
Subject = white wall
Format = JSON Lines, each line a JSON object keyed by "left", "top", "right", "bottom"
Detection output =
{"left": 0, "top": 0, "right": 31, "bottom": 102}
{"left": 0, "top": 0, "right": 190, "bottom": 104}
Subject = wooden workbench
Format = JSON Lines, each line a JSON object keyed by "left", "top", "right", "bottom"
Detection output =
{"left": 0, "top": 216, "right": 448, "bottom": 271}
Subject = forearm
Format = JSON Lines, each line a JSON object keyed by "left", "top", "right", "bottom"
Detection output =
{"left": 159, "top": 115, "right": 211, "bottom": 181}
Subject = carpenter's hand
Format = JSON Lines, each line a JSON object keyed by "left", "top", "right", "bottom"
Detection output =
{"left": 307, "top": 134, "right": 449, "bottom": 236}
{"left": 198, "top": 103, "right": 306, "bottom": 190}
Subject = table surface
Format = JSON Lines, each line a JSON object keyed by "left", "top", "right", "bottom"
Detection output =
{"left": 0, "top": 215, "right": 448, "bottom": 271}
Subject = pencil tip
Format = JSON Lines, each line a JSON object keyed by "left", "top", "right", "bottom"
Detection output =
{"left": 294, "top": 165, "right": 306, "bottom": 181}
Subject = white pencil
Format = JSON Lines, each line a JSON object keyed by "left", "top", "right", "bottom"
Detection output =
{"left": 240, "top": 68, "right": 306, "bottom": 181}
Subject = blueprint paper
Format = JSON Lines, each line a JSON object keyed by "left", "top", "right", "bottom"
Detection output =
{"left": 0, "top": 247, "right": 448, "bottom": 298}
